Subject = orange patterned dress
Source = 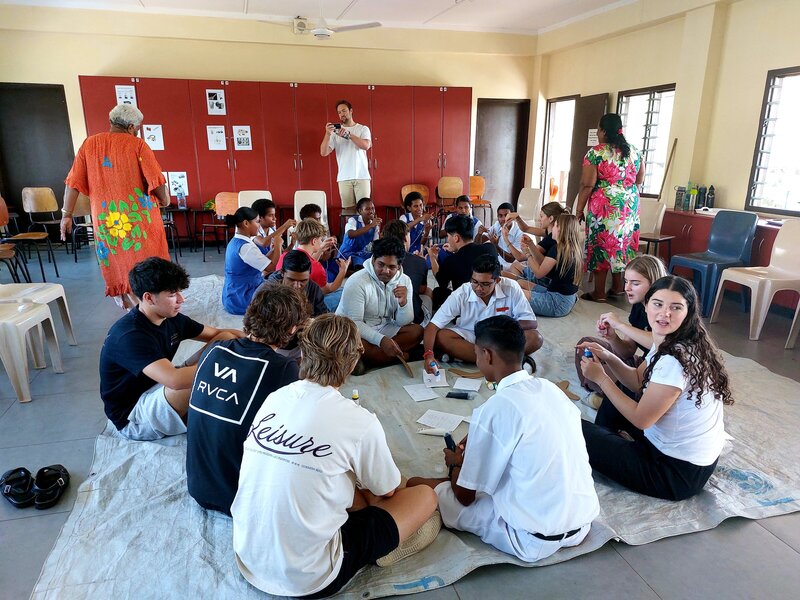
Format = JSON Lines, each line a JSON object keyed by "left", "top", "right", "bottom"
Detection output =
{"left": 65, "top": 132, "right": 170, "bottom": 297}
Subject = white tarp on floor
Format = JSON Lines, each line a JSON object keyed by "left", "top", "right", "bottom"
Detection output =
{"left": 33, "top": 275, "right": 800, "bottom": 599}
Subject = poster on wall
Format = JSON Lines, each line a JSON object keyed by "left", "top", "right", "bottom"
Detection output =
{"left": 587, "top": 128, "right": 599, "bottom": 146}
{"left": 206, "top": 89, "right": 226, "bottom": 115}
{"left": 115, "top": 85, "right": 137, "bottom": 107}
{"left": 206, "top": 125, "right": 227, "bottom": 151}
{"left": 142, "top": 124, "right": 164, "bottom": 151}
{"left": 168, "top": 172, "right": 189, "bottom": 197}
{"left": 233, "top": 125, "right": 252, "bottom": 151}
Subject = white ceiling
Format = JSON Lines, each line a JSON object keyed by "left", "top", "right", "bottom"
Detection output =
{"left": 1, "top": 0, "right": 637, "bottom": 35}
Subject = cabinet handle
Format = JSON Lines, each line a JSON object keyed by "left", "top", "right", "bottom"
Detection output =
{"left": 227, "top": 158, "right": 230, "bottom": 170}
{"left": 234, "top": 159, "right": 238, "bottom": 170}
{"left": 443, "top": 154, "right": 447, "bottom": 169}
{"left": 373, "top": 157, "right": 378, "bottom": 170}
{"left": 686, "top": 225, "right": 693, "bottom": 238}
{"left": 293, "top": 158, "right": 297, "bottom": 170}
{"left": 437, "top": 154, "right": 441, "bottom": 169}
{"left": 757, "top": 238, "right": 765, "bottom": 256}
{"left": 680, "top": 224, "right": 687, "bottom": 237}
{"left": 300, "top": 158, "right": 304, "bottom": 170}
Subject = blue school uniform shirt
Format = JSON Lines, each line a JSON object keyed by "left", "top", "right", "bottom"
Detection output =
{"left": 401, "top": 213, "right": 427, "bottom": 254}
{"left": 222, "top": 234, "right": 269, "bottom": 315}
{"left": 340, "top": 215, "right": 379, "bottom": 258}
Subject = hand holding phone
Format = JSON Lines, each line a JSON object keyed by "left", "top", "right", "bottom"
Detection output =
{"left": 444, "top": 433, "right": 457, "bottom": 451}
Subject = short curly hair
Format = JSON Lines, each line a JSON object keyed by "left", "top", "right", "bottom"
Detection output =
{"left": 299, "top": 314, "right": 362, "bottom": 387}
{"left": 295, "top": 218, "right": 328, "bottom": 245}
{"left": 243, "top": 283, "right": 309, "bottom": 347}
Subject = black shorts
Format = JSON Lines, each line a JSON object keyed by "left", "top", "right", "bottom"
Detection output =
{"left": 301, "top": 506, "right": 400, "bottom": 599}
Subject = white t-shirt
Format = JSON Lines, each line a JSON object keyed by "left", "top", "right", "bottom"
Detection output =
{"left": 489, "top": 221, "right": 524, "bottom": 255}
{"left": 444, "top": 212, "right": 483, "bottom": 232}
{"left": 459, "top": 370, "right": 599, "bottom": 536}
{"left": 233, "top": 233, "right": 270, "bottom": 271}
{"left": 344, "top": 215, "right": 380, "bottom": 242}
{"left": 643, "top": 345, "right": 726, "bottom": 466}
{"left": 328, "top": 123, "right": 371, "bottom": 181}
{"left": 231, "top": 380, "right": 400, "bottom": 597}
{"left": 431, "top": 277, "right": 536, "bottom": 332}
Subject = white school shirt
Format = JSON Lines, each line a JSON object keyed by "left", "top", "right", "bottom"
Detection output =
{"left": 233, "top": 233, "right": 270, "bottom": 271}
{"left": 458, "top": 370, "right": 599, "bottom": 536}
{"left": 489, "top": 221, "right": 524, "bottom": 255}
{"left": 444, "top": 212, "right": 484, "bottom": 232}
{"left": 344, "top": 215, "right": 380, "bottom": 242}
{"left": 643, "top": 346, "right": 726, "bottom": 466}
{"left": 430, "top": 277, "right": 536, "bottom": 332}
{"left": 328, "top": 123, "right": 372, "bottom": 181}
{"left": 231, "top": 380, "right": 401, "bottom": 597}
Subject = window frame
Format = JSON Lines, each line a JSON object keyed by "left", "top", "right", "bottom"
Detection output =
{"left": 745, "top": 65, "right": 800, "bottom": 217}
{"left": 540, "top": 94, "right": 579, "bottom": 190}
{"left": 616, "top": 83, "right": 676, "bottom": 198}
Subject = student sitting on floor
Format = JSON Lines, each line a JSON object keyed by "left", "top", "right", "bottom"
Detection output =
{"left": 409, "top": 315, "right": 598, "bottom": 563}
{"left": 231, "top": 313, "right": 441, "bottom": 598}
{"left": 222, "top": 207, "right": 278, "bottom": 316}
{"left": 265, "top": 249, "right": 329, "bottom": 360}
{"left": 503, "top": 201, "right": 569, "bottom": 280}
{"left": 400, "top": 191, "right": 433, "bottom": 254}
{"left": 430, "top": 214, "right": 498, "bottom": 311}
{"left": 276, "top": 218, "right": 349, "bottom": 311}
{"left": 336, "top": 236, "right": 423, "bottom": 372}
{"left": 287, "top": 202, "right": 325, "bottom": 249}
{"left": 340, "top": 197, "right": 381, "bottom": 266}
{"left": 439, "top": 195, "right": 485, "bottom": 240}
{"left": 579, "top": 275, "right": 733, "bottom": 501}
{"left": 575, "top": 254, "right": 667, "bottom": 404}
{"left": 186, "top": 283, "right": 308, "bottom": 515}
{"left": 424, "top": 255, "right": 542, "bottom": 371}
{"left": 514, "top": 214, "right": 583, "bottom": 318}
{"left": 251, "top": 198, "right": 295, "bottom": 255}
{"left": 382, "top": 219, "right": 429, "bottom": 325}
{"left": 484, "top": 202, "right": 524, "bottom": 270}
{"left": 99, "top": 258, "right": 243, "bottom": 442}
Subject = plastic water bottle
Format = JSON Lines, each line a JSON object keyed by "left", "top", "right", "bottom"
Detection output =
{"left": 428, "top": 361, "right": 439, "bottom": 377}
{"left": 177, "top": 191, "right": 187, "bottom": 210}
{"left": 706, "top": 185, "right": 715, "bottom": 208}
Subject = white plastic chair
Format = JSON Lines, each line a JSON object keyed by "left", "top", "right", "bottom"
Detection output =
{"left": 0, "top": 283, "right": 77, "bottom": 346}
{"left": 293, "top": 190, "right": 328, "bottom": 226}
{"left": 0, "top": 302, "right": 63, "bottom": 403}
{"left": 710, "top": 219, "right": 800, "bottom": 348}
{"left": 238, "top": 190, "right": 272, "bottom": 208}
{"left": 516, "top": 188, "right": 542, "bottom": 223}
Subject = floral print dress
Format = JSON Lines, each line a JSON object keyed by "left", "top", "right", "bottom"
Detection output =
{"left": 583, "top": 143, "right": 642, "bottom": 272}
{"left": 66, "top": 133, "right": 170, "bottom": 297}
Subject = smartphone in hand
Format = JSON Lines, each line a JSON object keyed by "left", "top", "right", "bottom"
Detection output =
{"left": 444, "top": 433, "right": 457, "bottom": 452}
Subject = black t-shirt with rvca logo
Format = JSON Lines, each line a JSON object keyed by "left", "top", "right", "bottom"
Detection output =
{"left": 186, "top": 338, "right": 299, "bottom": 515}
{"left": 99, "top": 306, "right": 204, "bottom": 430}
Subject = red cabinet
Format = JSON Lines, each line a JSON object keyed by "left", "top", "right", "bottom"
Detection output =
{"left": 78, "top": 75, "right": 138, "bottom": 136}
{"left": 188, "top": 80, "right": 234, "bottom": 199}
{"left": 441, "top": 86, "right": 472, "bottom": 183}
{"left": 295, "top": 84, "right": 333, "bottom": 197}
{"left": 371, "top": 85, "right": 414, "bottom": 207}
{"left": 226, "top": 81, "right": 269, "bottom": 193}
{"left": 261, "top": 82, "right": 300, "bottom": 206}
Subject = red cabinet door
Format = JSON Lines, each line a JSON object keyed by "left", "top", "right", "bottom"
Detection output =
{"left": 227, "top": 81, "right": 268, "bottom": 193}
{"left": 413, "top": 86, "right": 443, "bottom": 197}
{"left": 371, "top": 85, "right": 413, "bottom": 207}
{"left": 325, "top": 84, "right": 373, "bottom": 206}
{"left": 442, "top": 86, "right": 472, "bottom": 184}
{"left": 136, "top": 78, "right": 201, "bottom": 211}
{"left": 188, "top": 79, "right": 233, "bottom": 202}
{"left": 79, "top": 76, "right": 138, "bottom": 137}
{"left": 295, "top": 84, "right": 332, "bottom": 199}
{"left": 261, "top": 82, "right": 299, "bottom": 207}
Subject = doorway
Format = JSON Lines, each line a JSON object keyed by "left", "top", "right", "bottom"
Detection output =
{"left": 541, "top": 96, "right": 577, "bottom": 205}
{"left": 474, "top": 99, "right": 530, "bottom": 213}
{"left": 0, "top": 83, "right": 75, "bottom": 223}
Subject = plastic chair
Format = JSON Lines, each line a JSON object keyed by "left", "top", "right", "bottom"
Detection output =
{"left": 238, "top": 190, "right": 272, "bottom": 208}
{"left": 668, "top": 210, "right": 759, "bottom": 317}
{"left": 468, "top": 175, "right": 493, "bottom": 226}
{"left": 638, "top": 199, "right": 672, "bottom": 257}
{"left": 293, "top": 190, "right": 328, "bottom": 226}
{"left": 70, "top": 194, "right": 94, "bottom": 263}
{"left": 0, "top": 283, "right": 77, "bottom": 346}
{"left": 710, "top": 220, "right": 800, "bottom": 348}
{"left": 0, "top": 302, "right": 64, "bottom": 403}
{"left": 202, "top": 192, "right": 239, "bottom": 262}
{"left": 516, "top": 188, "right": 542, "bottom": 223}
{"left": 22, "top": 187, "right": 62, "bottom": 233}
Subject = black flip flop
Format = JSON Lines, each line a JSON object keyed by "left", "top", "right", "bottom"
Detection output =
{"left": 32, "top": 464, "right": 70, "bottom": 510}
{"left": 580, "top": 292, "right": 607, "bottom": 303}
{"left": 1, "top": 467, "right": 36, "bottom": 508}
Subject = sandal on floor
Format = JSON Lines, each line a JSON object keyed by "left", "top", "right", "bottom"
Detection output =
{"left": 580, "top": 292, "right": 607, "bottom": 303}
{"left": 32, "top": 464, "right": 70, "bottom": 510}
{"left": 1, "top": 467, "right": 36, "bottom": 508}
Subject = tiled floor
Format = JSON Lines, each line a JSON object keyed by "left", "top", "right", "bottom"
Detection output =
{"left": 1, "top": 247, "right": 799, "bottom": 599}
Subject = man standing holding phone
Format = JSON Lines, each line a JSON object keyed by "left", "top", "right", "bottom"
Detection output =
{"left": 320, "top": 99, "right": 372, "bottom": 210}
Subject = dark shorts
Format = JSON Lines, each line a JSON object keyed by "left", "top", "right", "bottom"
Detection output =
{"left": 301, "top": 506, "right": 400, "bottom": 599}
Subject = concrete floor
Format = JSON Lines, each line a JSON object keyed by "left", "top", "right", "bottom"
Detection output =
{"left": 1, "top": 246, "right": 799, "bottom": 600}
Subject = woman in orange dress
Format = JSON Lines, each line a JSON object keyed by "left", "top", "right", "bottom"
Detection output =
{"left": 61, "top": 104, "right": 171, "bottom": 308}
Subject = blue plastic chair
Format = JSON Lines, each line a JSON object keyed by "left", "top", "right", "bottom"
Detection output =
{"left": 668, "top": 210, "right": 758, "bottom": 317}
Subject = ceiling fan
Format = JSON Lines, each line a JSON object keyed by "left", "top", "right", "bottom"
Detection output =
{"left": 264, "top": 0, "right": 380, "bottom": 40}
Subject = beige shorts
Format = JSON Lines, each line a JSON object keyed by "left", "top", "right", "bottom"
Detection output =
{"left": 338, "top": 179, "right": 371, "bottom": 209}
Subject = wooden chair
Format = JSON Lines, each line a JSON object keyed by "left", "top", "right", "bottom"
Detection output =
{"left": 202, "top": 192, "right": 239, "bottom": 262}
{"left": 70, "top": 194, "right": 94, "bottom": 263}
{"left": 434, "top": 177, "right": 463, "bottom": 242}
{"left": 399, "top": 184, "right": 431, "bottom": 220}
{"left": 1, "top": 194, "right": 55, "bottom": 281}
{"left": 22, "top": 187, "right": 62, "bottom": 234}
{"left": 468, "top": 175, "right": 493, "bottom": 226}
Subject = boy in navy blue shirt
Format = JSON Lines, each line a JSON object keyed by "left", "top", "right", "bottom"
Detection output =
{"left": 99, "top": 258, "right": 243, "bottom": 441}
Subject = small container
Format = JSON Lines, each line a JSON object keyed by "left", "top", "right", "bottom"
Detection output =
{"left": 706, "top": 185, "right": 715, "bottom": 208}
{"left": 697, "top": 186, "right": 707, "bottom": 209}
{"left": 177, "top": 192, "right": 187, "bottom": 210}
{"left": 351, "top": 389, "right": 360, "bottom": 406}
{"left": 583, "top": 348, "right": 594, "bottom": 358}
{"left": 673, "top": 186, "right": 686, "bottom": 211}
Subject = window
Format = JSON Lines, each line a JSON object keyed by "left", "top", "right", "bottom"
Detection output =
{"left": 747, "top": 66, "right": 800, "bottom": 216}
{"left": 541, "top": 96, "right": 576, "bottom": 204}
{"left": 617, "top": 84, "right": 676, "bottom": 196}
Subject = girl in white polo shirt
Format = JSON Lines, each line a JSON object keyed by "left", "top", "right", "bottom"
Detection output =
{"left": 579, "top": 275, "right": 733, "bottom": 500}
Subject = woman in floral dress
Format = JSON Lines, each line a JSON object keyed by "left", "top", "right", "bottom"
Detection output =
{"left": 61, "top": 104, "right": 171, "bottom": 309}
{"left": 575, "top": 113, "right": 643, "bottom": 302}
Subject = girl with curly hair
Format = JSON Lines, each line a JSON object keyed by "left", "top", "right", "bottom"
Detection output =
{"left": 578, "top": 275, "right": 733, "bottom": 501}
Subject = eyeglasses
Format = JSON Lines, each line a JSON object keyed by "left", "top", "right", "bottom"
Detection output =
{"left": 470, "top": 279, "right": 495, "bottom": 289}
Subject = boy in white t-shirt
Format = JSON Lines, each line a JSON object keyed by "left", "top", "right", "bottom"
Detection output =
{"left": 231, "top": 314, "right": 440, "bottom": 598}
{"left": 410, "top": 315, "right": 599, "bottom": 563}
{"left": 485, "top": 202, "right": 524, "bottom": 270}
